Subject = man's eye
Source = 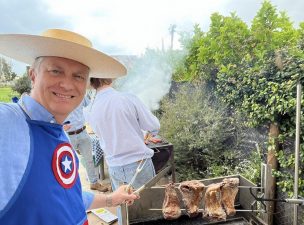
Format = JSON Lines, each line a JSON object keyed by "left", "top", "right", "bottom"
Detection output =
{"left": 50, "top": 69, "right": 61, "bottom": 75}
{"left": 75, "top": 75, "right": 86, "bottom": 81}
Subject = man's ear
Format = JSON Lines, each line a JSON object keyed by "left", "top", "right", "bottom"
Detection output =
{"left": 28, "top": 68, "right": 36, "bottom": 88}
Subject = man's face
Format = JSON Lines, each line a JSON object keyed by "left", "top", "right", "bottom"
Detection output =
{"left": 30, "top": 56, "right": 89, "bottom": 123}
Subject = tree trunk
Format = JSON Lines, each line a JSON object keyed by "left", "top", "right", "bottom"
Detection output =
{"left": 265, "top": 122, "right": 279, "bottom": 225}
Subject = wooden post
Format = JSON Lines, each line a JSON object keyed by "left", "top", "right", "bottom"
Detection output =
{"left": 265, "top": 123, "right": 279, "bottom": 225}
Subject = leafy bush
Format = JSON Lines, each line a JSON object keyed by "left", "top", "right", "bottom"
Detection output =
{"left": 234, "top": 144, "right": 263, "bottom": 184}
{"left": 159, "top": 83, "right": 239, "bottom": 181}
{"left": 12, "top": 75, "right": 31, "bottom": 95}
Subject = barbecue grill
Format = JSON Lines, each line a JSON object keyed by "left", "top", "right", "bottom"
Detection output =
{"left": 119, "top": 127, "right": 304, "bottom": 225}
{"left": 124, "top": 175, "right": 266, "bottom": 225}
{"left": 148, "top": 141, "right": 175, "bottom": 181}
{"left": 116, "top": 140, "right": 269, "bottom": 225}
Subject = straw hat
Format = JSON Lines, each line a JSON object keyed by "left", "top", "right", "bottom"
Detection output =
{"left": 0, "top": 29, "right": 127, "bottom": 78}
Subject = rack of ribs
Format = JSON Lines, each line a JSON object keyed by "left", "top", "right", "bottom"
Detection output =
{"left": 203, "top": 182, "right": 226, "bottom": 221}
{"left": 221, "top": 178, "right": 239, "bottom": 216}
{"left": 162, "top": 183, "right": 181, "bottom": 220}
{"left": 179, "top": 180, "right": 205, "bottom": 217}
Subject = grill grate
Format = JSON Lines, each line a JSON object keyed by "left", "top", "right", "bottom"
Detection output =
{"left": 131, "top": 215, "right": 250, "bottom": 225}
{"left": 127, "top": 175, "right": 265, "bottom": 225}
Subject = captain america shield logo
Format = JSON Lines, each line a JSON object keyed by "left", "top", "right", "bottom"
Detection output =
{"left": 52, "top": 143, "right": 77, "bottom": 188}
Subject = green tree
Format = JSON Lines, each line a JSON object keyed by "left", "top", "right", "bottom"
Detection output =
{"left": 174, "top": 0, "right": 304, "bottom": 211}
{"left": 210, "top": 5, "right": 302, "bottom": 222}
{"left": 251, "top": 0, "right": 298, "bottom": 61}
{"left": 173, "top": 25, "right": 206, "bottom": 81}
{"left": 175, "top": 12, "right": 251, "bottom": 96}
{"left": 298, "top": 22, "right": 304, "bottom": 52}
{"left": 12, "top": 74, "right": 31, "bottom": 95}
{"left": 0, "top": 57, "right": 17, "bottom": 81}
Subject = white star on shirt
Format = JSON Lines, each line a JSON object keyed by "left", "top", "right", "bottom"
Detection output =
{"left": 61, "top": 156, "right": 72, "bottom": 173}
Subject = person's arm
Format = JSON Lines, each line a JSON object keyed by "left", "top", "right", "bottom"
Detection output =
{"left": 62, "top": 121, "right": 71, "bottom": 131}
{"left": 130, "top": 95, "right": 160, "bottom": 134}
{"left": 87, "top": 185, "right": 139, "bottom": 210}
{"left": 0, "top": 103, "right": 30, "bottom": 211}
{"left": 83, "top": 95, "right": 91, "bottom": 107}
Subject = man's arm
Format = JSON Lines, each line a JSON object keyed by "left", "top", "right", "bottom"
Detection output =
{"left": 0, "top": 103, "right": 30, "bottom": 211}
{"left": 130, "top": 95, "right": 160, "bottom": 133}
{"left": 85, "top": 185, "right": 139, "bottom": 210}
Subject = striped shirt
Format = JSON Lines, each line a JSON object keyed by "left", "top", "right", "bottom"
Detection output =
{"left": 64, "top": 96, "right": 90, "bottom": 132}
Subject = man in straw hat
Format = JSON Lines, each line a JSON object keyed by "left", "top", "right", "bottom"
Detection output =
{"left": 0, "top": 29, "right": 138, "bottom": 225}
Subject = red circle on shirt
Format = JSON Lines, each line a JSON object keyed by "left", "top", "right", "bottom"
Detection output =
{"left": 52, "top": 143, "right": 77, "bottom": 188}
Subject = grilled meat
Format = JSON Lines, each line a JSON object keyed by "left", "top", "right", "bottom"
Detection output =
{"left": 203, "top": 182, "right": 226, "bottom": 221}
{"left": 162, "top": 183, "right": 181, "bottom": 220}
{"left": 179, "top": 180, "right": 205, "bottom": 217}
{"left": 221, "top": 178, "right": 239, "bottom": 216}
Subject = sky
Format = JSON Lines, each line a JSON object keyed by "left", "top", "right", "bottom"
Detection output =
{"left": 1, "top": 0, "right": 304, "bottom": 109}
{"left": 1, "top": 0, "right": 304, "bottom": 75}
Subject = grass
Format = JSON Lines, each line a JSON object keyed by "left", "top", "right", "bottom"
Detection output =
{"left": 0, "top": 87, "right": 19, "bottom": 102}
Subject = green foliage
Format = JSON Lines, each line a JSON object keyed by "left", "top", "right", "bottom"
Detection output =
{"left": 0, "top": 57, "right": 17, "bottom": 81}
{"left": 273, "top": 123, "right": 304, "bottom": 196}
{"left": 159, "top": 83, "right": 238, "bottom": 180}
{"left": 298, "top": 22, "right": 304, "bottom": 52}
{"left": 0, "top": 87, "right": 19, "bottom": 102}
{"left": 251, "top": 1, "right": 298, "bottom": 61}
{"left": 202, "top": 12, "right": 251, "bottom": 66}
{"left": 208, "top": 145, "right": 263, "bottom": 184}
{"left": 178, "top": 13, "right": 251, "bottom": 83}
{"left": 171, "top": 0, "right": 304, "bottom": 195}
{"left": 12, "top": 74, "right": 31, "bottom": 95}
{"left": 173, "top": 25, "right": 206, "bottom": 81}
{"left": 235, "top": 144, "right": 263, "bottom": 184}
{"left": 219, "top": 49, "right": 304, "bottom": 128}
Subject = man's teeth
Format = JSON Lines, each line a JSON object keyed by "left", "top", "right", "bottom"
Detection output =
{"left": 55, "top": 93, "right": 72, "bottom": 99}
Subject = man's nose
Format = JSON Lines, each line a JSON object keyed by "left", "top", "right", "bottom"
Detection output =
{"left": 58, "top": 74, "right": 74, "bottom": 90}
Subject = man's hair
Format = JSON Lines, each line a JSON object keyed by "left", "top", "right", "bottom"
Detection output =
{"left": 31, "top": 57, "right": 45, "bottom": 70}
{"left": 90, "top": 78, "right": 112, "bottom": 89}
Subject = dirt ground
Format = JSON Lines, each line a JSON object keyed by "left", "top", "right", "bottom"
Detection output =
{"left": 78, "top": 158, "right": 112, "bottom": 193}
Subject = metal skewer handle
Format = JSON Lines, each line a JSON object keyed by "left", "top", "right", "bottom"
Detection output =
{"left": 150, "top": 185, "right": 263, "bottom": 189}
{"left": 148, "top": 208, "right": 266, "bottom": 213}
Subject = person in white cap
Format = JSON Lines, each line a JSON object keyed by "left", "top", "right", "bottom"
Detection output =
{"left": 0, "top": 29, "right": 138, "bottom": 225}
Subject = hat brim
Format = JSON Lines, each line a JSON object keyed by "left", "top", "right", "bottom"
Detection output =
{"left": 0, "top": 34, "right": 127, "bottom": 78}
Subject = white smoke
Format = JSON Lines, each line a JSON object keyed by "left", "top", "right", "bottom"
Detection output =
{"left": 114, "top": 51, "right": 173, "bottom": 111}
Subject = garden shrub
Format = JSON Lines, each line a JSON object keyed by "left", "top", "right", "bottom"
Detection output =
{"left": 160, "top": 83, "right": 238, "bottom": 180}
{"left": 12, "top": 74, "right": 31, "bottom": 95}
{"left": 159, "top": 82, "right": 265, "bottom": 182}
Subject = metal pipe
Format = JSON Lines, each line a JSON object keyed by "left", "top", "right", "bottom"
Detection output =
{"left": 120, "top": 203, "right": 129, "bottom": 225}
{"left": 286, "top": 198, "right": 304, "bottom": 205}
{"left": 294, "top": 82, "right": 301, "bottom": 225}
{"left": 236, "top": 186, "right": 263, "bottom": 189}
{"left": 150, "top": 185, "right": 263, "bottom": 189}
{"left": 148, "top": 208, "right": 266, "bottom": 213}
{"left": 133, "top": 166, "right": 172, "bottom": 194}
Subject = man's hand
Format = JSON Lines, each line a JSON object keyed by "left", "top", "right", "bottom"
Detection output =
{"left": 63, "top": 124, "right": 72, "bottom": 131}
{"left": 144, "top": 132, "right": 162, "bottom": 144}
{"left": 111, "top": 185, "right": 140, "bottom": 206}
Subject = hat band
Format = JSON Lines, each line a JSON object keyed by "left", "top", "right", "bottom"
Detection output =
{"left": 41, "top": 29, "right": 92, "bottom": 48}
